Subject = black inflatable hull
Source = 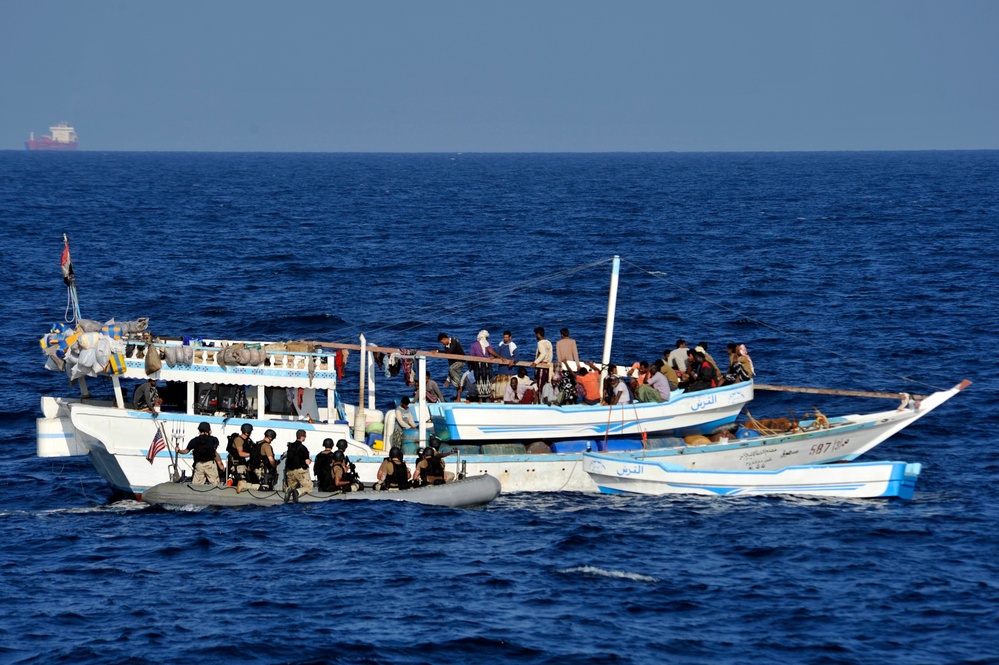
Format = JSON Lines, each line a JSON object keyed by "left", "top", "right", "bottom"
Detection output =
{"left": 141, "top": 474, "right": 501, "bottom": 508}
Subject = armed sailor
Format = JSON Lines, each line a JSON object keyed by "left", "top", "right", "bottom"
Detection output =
{"left": 249, "top": 428, "right": 278, "bottom": 490}
{"left": 284, "top": 429, "right": 313, "bottom": 493}
{"left": 413, "top": 443, "right": 454, "bottom": 486}
{"left": 314, "top": 438, "right": 337, "bottom": 492}
{"left": 227, "top": 423, "right": 254, "bottom": 489}
{"left": 376, "top": 446, "right": 411, "bottom": 490}
{"left": 331, "top": 449, "right": 361, "bottom": 492}
{"left": 177, "top": 422, "right": 225, "bottom": 485}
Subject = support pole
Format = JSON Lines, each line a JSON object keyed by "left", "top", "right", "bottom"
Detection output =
{"left": 353, "top": 334, "right": 367, "bottom": 442}
{"left": 417, "top": 355, "right": 427, "bottom": 448}
{"left": 599, "top": 255, "right": 621, "bottom": 386}
{"left": 367, "top": 350, "right": 376, "bottom": 410}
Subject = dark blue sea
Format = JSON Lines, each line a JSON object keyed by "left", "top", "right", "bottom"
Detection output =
{"left": 1, "top": 151, "right": 997, "bottom": 665}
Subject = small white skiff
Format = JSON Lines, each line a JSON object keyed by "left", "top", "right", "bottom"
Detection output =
{"left": 583, "top": 453, "right": 921, "bottom": 499}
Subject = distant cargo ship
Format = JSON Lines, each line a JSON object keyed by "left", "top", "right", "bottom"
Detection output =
{"left": 25, "top": 123, "right": 78, "bottom": 151}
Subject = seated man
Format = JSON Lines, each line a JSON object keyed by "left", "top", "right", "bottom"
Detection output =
{"left": 609, "top": 375, "right": 632, "bottom": 405}
{"left": 413, "top": 445, "right": 453, "bottom": 486}
{"left": 376, "top": 446, "right": 411, "bottom": 490}
{"left": 514, "top": 368, "right": 537, "bottom": 403}
{"left": 331, "top": 450, "right": 359, "bottom": 492}
{"left": 503, "top": 377, "right": 521, "bottom": 404}
{"left": 643, "top": 363, "right": 672, "bottom": 402}
{"left": 133, "top": 378, "right": 160, "bottom": 411}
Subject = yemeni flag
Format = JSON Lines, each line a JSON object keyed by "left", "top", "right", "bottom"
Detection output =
{"left": 60, "top": 235, "right": 74, "bottom": 286}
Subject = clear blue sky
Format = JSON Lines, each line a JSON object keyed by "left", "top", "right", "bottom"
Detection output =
{"left": 2, "top": 0, "right": 997, "bottom": 151}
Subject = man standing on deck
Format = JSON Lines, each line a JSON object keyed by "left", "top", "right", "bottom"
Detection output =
{"left": 556, "top": 328, "right": 581, "bottom": 371}
{"left": 284, "top": 429, "right": 313, "bottom": 493}
{"left": 494, "top": 331, "right": 519, "bottom": 401}
{"left": 438, "top": 333, "right": 465, "bottom": 397}
{"left": 177, "top": 422, "right": 224, "bottom": 485}
{"left": 251, "top": 428, "right": 278, "bottom": 489}
{"left": 532, "top": 327, "right": 553, "bottom": 388}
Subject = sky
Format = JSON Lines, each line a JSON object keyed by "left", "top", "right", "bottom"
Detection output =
{"left": 2, "top": 0, "right": 997, "bottom": 152}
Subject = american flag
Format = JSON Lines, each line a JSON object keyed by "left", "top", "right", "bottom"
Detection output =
{"left": 146, "top": 428, "right": 166, "bottom": 464}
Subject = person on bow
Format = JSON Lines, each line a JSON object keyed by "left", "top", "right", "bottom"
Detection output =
{"left": 531, "top": 327, "right": 553, "bottom": 388}
{"left": 177, "top": 422, "right": 224, "bottom": 485}
{"left": 284, "top": 429, "right": 313, "bottom": 493}
{"left": 376, "top": 446, "right": 411, "bottom": 490}
{"left": 493, "top": 330, "right": 519, "bottom": 401}
{"left": 469, "top": 330, "right": 509, "bottom": 401}
{"left": 556, "top": 328, "right": 581, "bottom": 371}
{"left": 314, "top": 438, "right": 337, "bottom": 492}
{"left": 437, "top": 333, "right": 466, "bottom": 398}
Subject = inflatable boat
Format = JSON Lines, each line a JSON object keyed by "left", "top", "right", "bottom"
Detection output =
{"left": 141, "top": 473, "right": 501, "bottom": 508}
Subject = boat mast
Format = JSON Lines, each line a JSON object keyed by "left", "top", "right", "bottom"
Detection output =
{"left": 600, "top": 256, "right": 621, "bottom": 380}
{"left": 354, "top": 334, "right": 367, "bottom": 441}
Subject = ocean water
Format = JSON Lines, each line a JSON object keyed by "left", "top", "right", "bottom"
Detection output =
{"left": 0, "top": 151, "right": 997, "bottom": 664}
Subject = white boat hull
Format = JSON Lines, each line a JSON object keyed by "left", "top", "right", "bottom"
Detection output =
{"left": 432, "top": 382, "right": 753, "bottom": 441}
{"left": 37, "top": 382, "right": 964, "bottom": 496}
{"left": 582, "top": 453, "right": 922, "bottom": 499}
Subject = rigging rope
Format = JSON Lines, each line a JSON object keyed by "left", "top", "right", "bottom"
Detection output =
{"left": 327, "top": 258, "right": 614, "bottom": 341}
{"left": 620, "top": 258, "right": 948, "bottom": 394}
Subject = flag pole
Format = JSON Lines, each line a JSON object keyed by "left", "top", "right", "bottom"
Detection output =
{"left": 62, "top": 234, "right": 82, "bottom": 323}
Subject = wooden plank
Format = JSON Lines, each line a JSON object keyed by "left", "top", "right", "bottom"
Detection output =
{"left": 754, "top": 383, "right": 927, "bottom": 401}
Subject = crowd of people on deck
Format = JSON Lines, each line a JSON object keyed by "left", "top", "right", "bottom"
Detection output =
{"left": 429, "top": 329, "right": 755, "bottom": 407}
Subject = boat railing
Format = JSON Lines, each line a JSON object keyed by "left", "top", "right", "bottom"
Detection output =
{"left": 121, "top": 338, "right": 339, "bottom": 373}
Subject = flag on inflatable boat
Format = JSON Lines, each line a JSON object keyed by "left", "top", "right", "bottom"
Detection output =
{"left": 60, "top": 235, "right": 74, "bottom": 286}
{"left": 147, "top": 428, "right": 166, "bottom": 464}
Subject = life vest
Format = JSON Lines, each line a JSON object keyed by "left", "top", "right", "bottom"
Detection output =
{"left": 190, "top": 435, "right": 218, "bottom": 463}
{"left": 314, "top": 451, "right": 335, "bottom": 490}
{"left": 247, "top": 440, "right": 263, "bottom": 468}
{"left": 286, "top": 440, "right": 309, "bottom": 470}
{"left": 423, "top": 456, "right": 445, "bottom": 483}
{"left": 333, "top": 462, "right": 355, "bottom": 490}
{"left": 699, "top": 361, "right": 717, "bottom": 388}
{"left": 383, "top": 459, "right": 409, "bottom": 489}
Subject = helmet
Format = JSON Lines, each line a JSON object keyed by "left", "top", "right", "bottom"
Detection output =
{"left": 423, "top": 446, "right": 436, "bottom": 456}
{"left": 415, "top": 447, "right": 426, "bottom": 458}
{"left": 332, "top": 450, "right": 345, "bottom": 462}
{"left": 389, "top": 446, "right": 402, "bottom": 459}
{"left": 240, "top": 423, "right": 253, "bottom": 434}
{"left": 428, "top": 436, "right": 442, "bottom": 450}
{"left": 264, "top": 429, "right": 277, "bottom": 439}
{"left": 198, "top": 422, "right": 211, "bottom": 433}
{"left": 336, "top": 439, "right": 348, "bottom": 451}
{"left": 323, "top": 438, "right": 335, "bottom": 448}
